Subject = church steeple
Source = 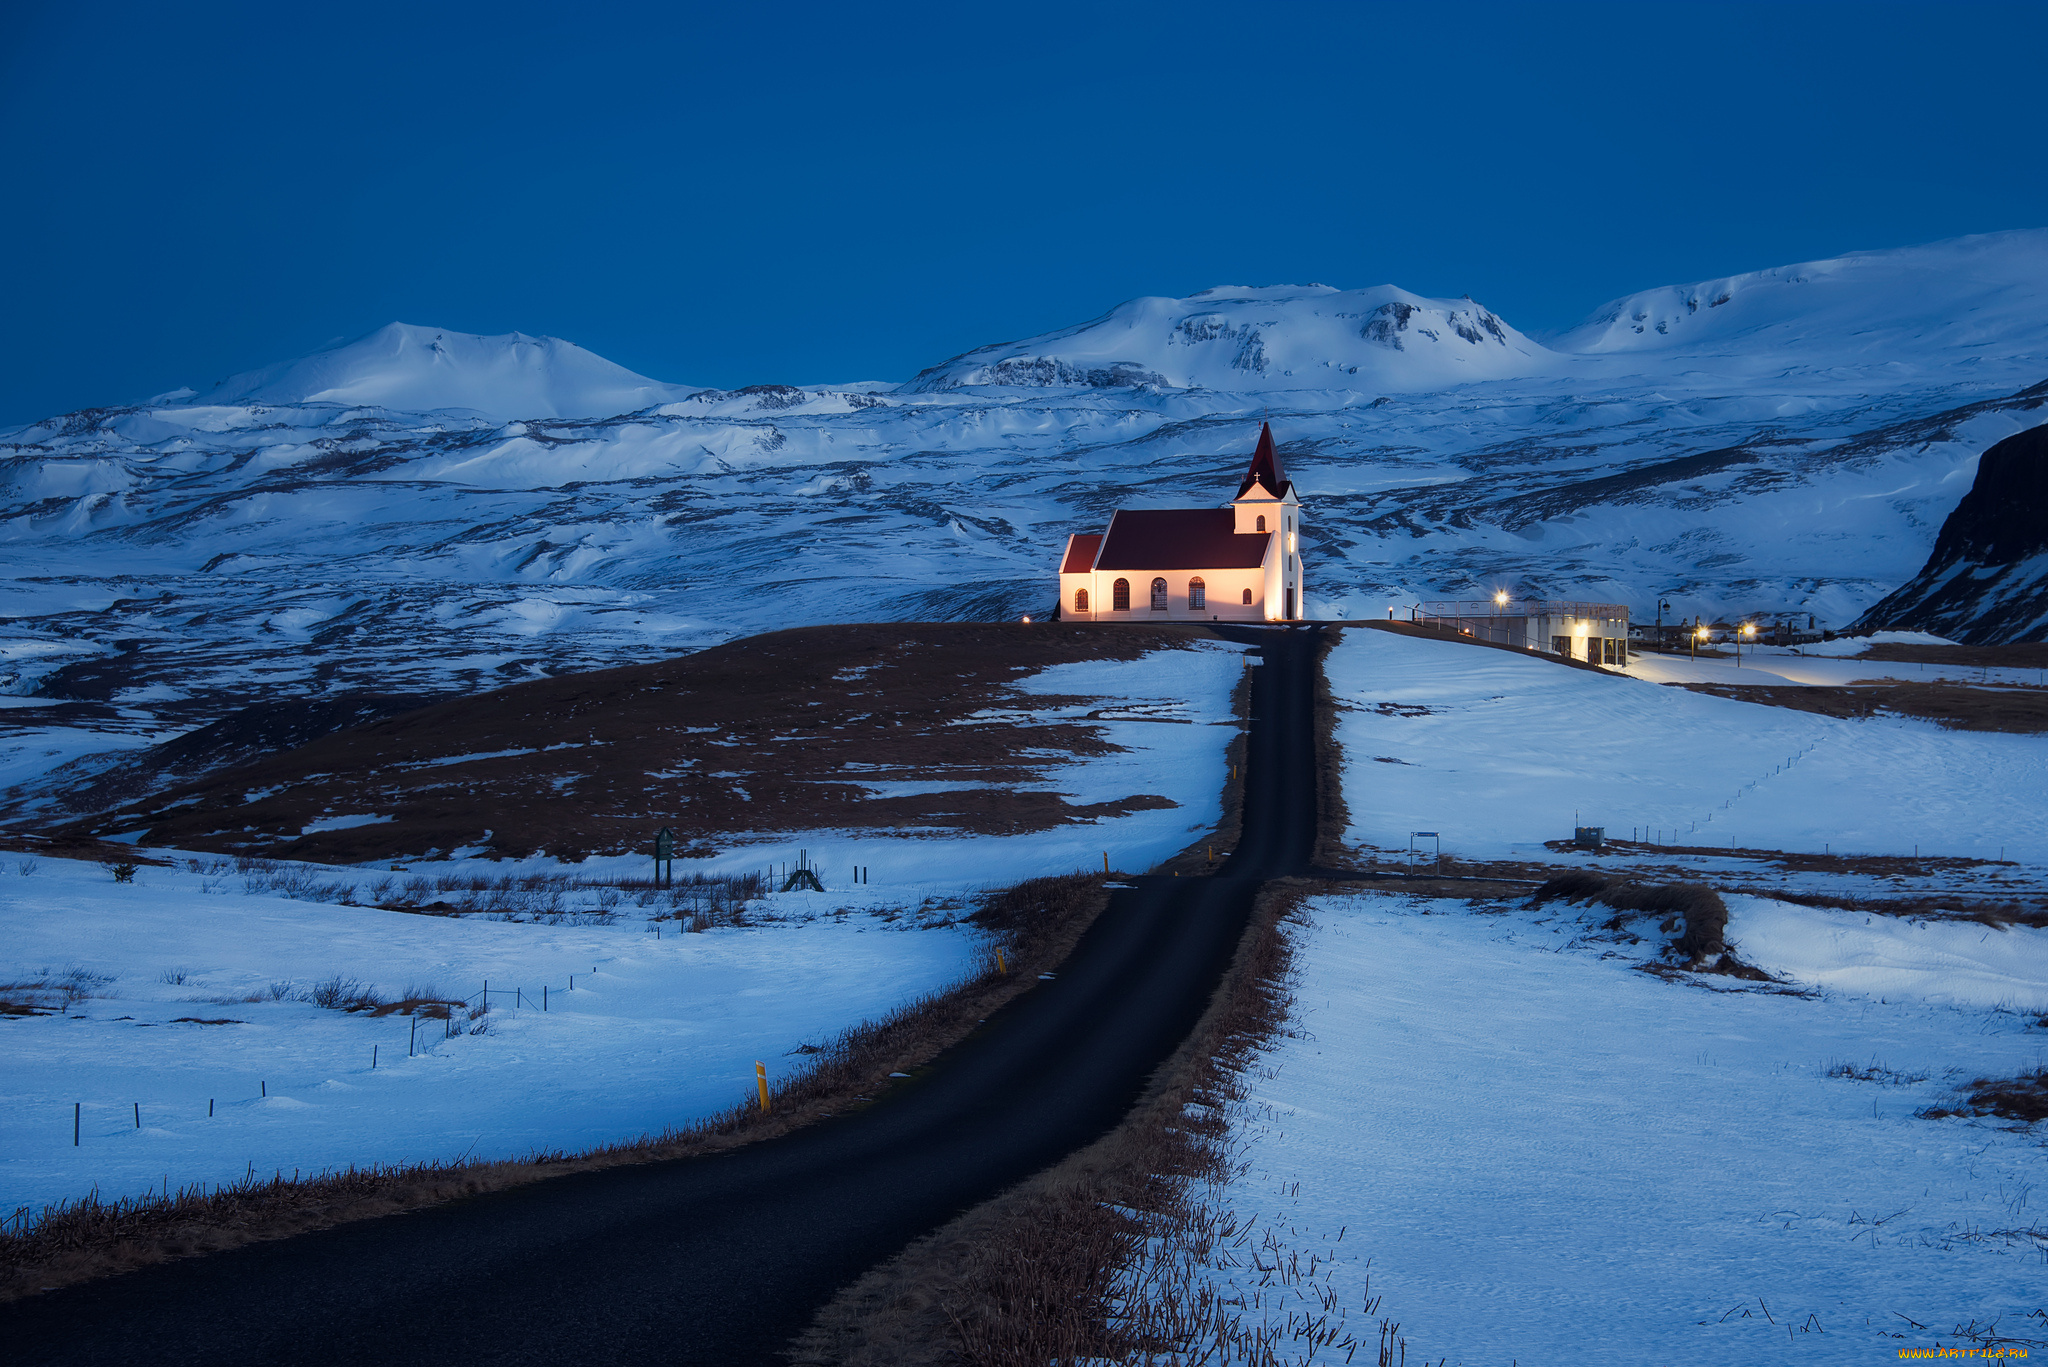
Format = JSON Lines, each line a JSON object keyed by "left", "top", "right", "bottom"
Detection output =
{"left": 1236, "top": 422, "right": 1290, "bottom": 499}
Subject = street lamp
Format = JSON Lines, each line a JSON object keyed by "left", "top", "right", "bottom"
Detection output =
{"left": 1738, "top": 620, "right": 1755, "bottom": 666}
{"left": 1656, "top": 598, "right": 1671, "bottom": 654}
{"left": 1691, "top": 622, "right": 1708, "bottom": 660}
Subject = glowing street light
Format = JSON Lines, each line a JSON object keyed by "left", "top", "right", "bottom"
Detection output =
{"left": 1494, "top": 590, "right": 1509, "bottom": 607}
{"left": 1738, "top": 620, "right": 1755, "bottom": 666}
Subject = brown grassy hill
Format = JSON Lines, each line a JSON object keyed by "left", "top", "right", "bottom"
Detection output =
{"left": 62, "top": 623, "right": 1227, "bottom": 865}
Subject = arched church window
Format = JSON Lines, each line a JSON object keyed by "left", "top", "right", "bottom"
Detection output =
{"left": 1074, "top": 587, "right": 1089, "bottom": 613}
{"left": 1150, "top": 577, "right": 1168, "bottom": 611}
{"left": 1188, "top": 577, "right": 1205, "bottom": 610}
{"left": 1241, "top": 588, "right": 1253, "bottom": 606}
{"left": 1256, "top": 515, "right": 1266, "bottom": 532}
{"left": 1112, "top": 578, "right": 1131, "bottom": 611}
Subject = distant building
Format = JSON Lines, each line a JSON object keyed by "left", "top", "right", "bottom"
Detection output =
{"left": 1414, "top": 599, "right": 1631, "bottom": 667}
{"left": 1059, "top": 423, "right": 1305, "bottom": 622}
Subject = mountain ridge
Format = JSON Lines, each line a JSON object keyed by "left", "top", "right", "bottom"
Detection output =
{"left": 0, "top": 228, "right": 2043, "bottom": 806}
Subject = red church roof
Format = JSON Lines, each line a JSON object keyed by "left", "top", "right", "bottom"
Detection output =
{"left": 1060, "top": 533, "right": 1103, "bottom": 574}
{"left": 1094, "top": 509, "right": 1270, "bottom": 571}
{"left": 1236, "top": 422, "right": 1290, "bottom": 499}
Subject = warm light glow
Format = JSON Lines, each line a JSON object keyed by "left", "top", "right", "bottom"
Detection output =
{"left": 1021, "top": 616, "right": 1031, "bottom": 623}
{"left": 1696, "top": 626, "right": 1709, "bottom": 639}
{"left": 1494, "top": 591, "right": 1508, "bottom": 606}
{"left": 1741, "top": 622, "right": 1755, "bottom": 637}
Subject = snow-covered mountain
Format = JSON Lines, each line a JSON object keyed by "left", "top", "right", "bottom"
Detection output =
{"left": 0, "top": 230, "right": 2044, "bottom": 804}
{"left": 1854, "top": 422, "right": 2048, "bottom": 643}
{"left": 169, "top": 323, "right": 706, "bottom": 420}
{"left": 906, "top": 285, "right": 1554, "bottom": 393}
{"left": 1554, "top": 229, "right": 2048, "bottom": 375}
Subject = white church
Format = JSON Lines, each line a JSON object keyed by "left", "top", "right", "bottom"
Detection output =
{"left": 1059, "top": 423, "right": 1305, "bottom": 622}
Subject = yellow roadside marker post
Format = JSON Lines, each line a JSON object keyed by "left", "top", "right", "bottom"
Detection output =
{"left": 755, "top": 1061, "right": 770, "bottom": 1112}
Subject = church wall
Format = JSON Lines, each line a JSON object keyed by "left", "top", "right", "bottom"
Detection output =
{"left": 1062, "top": 566, "right": 1272, "bottom": 622}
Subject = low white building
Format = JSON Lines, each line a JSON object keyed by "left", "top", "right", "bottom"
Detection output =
{"left": 1059, "top": 424, "right": 1305, "bottom": 623}
{"left": 1414, "top": 599, "right": 1631, "bottom": 666}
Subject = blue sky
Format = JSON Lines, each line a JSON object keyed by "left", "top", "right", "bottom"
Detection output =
{"left": 2, "top": 0, "right": 2044, "bottom": 424}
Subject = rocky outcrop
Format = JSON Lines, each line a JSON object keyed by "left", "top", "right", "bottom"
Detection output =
{"left": 1854, "top": 421, "right": 2048, "bottom": 643}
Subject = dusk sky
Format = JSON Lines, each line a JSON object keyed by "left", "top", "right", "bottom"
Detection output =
{"left": 2, "top": 0, "right": 2044, "bottom": 424}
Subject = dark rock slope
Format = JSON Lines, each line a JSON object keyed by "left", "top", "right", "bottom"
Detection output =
{"left": 1855, "top": 422, "right": 2048, "bottom": 644}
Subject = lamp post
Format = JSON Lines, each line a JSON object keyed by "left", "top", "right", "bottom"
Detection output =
{"left": 1691, "top": 621, "right": 1707, "bottom": 661}
{"left": 1656, "top": 598, "right": 1670, "bottom": 654}
{"left": 1493, "top": 590, "right": 1508, "bottom": 645}
{"left": 1738, "top": 620, "right": 1755, "bottom": 666}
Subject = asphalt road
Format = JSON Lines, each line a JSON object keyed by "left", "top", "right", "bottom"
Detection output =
{"left": 5, "top": 625, "right": 1323, "bottom": 1366}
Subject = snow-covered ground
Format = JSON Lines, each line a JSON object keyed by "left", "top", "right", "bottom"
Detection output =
{"left": 0, "top": 858, "right": 983, "bottom": 1216}
{"left": 1211, "top": 895, "right": 2048, "bottom": 1365}
{"left": 2, "top": 231, "right": 2045, "bottom": 805}
{"left": 0, "top": 641, "right": 1245, "bottom": 1216}
{"left": 1329, "top": 627, "right": 2048, "bottom": 864}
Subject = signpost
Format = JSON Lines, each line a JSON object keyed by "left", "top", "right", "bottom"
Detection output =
{"left": 653, "top": 826, "right": 675, "bottom": 888}
{"left": 1409, "top": 831, "right": 1440, "bottom": 868}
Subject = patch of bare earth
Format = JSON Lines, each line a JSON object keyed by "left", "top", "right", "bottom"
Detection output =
{"left": 56, "top": 623, "right": 1225, "bottom": 863}
{"left": 1671, "top": 679, "right": 2048, "bottom": 733}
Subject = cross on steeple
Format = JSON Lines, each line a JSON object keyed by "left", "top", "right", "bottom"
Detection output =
{"left": 1237, "top": 421, "right": 1290, "bottom": 499}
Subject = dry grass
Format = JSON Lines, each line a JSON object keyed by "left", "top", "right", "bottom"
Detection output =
{"left": 1531, "top": 871, "right": 1735, "bottom": 967}
{"left": 1726, "top": 885, "right": 2048, "bottom": 930}
{"left": 792, "top": 882, "right": 1406, "bottom": 1367}
{"left": 0, "top": 967, "right": 115, "bottom": 1018}
{"left": 1311, "top": 627, "right": 1352, "bottom": 870}
{"left": 1855, "top": 641, "right": 2048, "bottom": 670}
{"left": 1922, "top": 1067, "right": 2048, "bottom": 1123}
{"left": 58, "top": 623, "right": 1220, "bottom": 864}
{"left": 1672, "top": 680, "right": 2048, "bottom": 733}
{"left": 0, "top": 872, "right": 1114, "bottom": 1302}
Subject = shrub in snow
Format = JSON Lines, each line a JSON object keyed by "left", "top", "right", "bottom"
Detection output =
{"left": 1530, "top": 872, "right": 1731, "bottom": 965}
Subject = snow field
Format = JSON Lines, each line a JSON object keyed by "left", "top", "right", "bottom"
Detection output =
{"left": 0, "top": 859, "right": 983, "bottom": 1216}
{"left": 0, "top": 641, "right": 1248, "bottom": 1217}
{"left": 1209, "top": 895, "right": 2048, "bottom": 1365}
{"left": 1329, "top": 627, "right": 2048, "bottom": 864}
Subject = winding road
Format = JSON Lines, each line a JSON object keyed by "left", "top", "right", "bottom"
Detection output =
{"left": 5, "top": 625, "right": 1323, "bottom": 1366}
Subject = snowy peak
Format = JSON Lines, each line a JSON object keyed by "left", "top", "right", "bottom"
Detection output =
{"left": 903, "top": 284, "right": 1556, "bottom": 393}
{"left": 177, "top": 323, "right": 706, "bottom": 421}
{"left": 1554, "top": 229, "right": 2048, "bottom": 368}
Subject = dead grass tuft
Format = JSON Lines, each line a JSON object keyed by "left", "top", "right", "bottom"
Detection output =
{"left": 1923, "top": 1067, "right": 2048, "bottom": 1124}
{"left": 1532, "top": 872, "right": 1733, "bottom": 967}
